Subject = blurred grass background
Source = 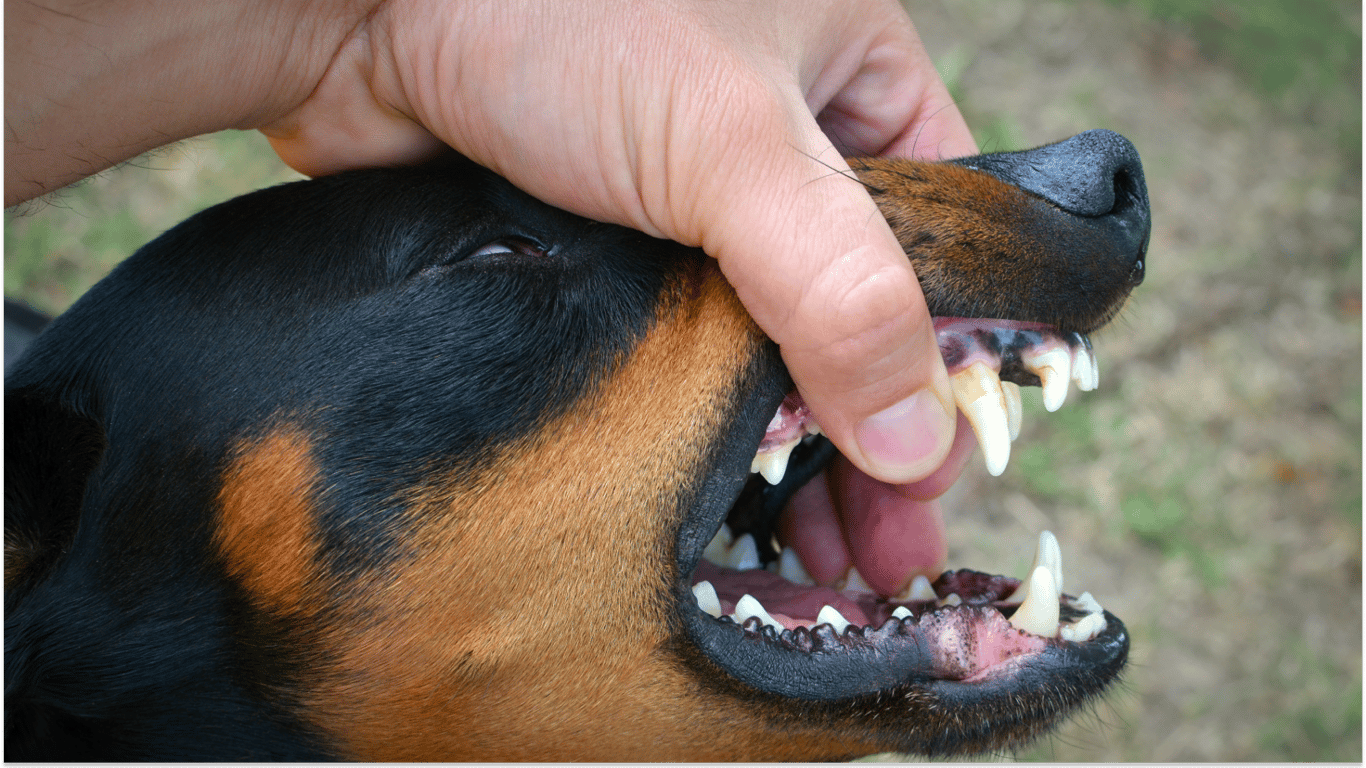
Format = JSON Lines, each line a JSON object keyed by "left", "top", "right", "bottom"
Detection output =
{"left": 5, "top": 0, "right": 1361, "bottom": 762}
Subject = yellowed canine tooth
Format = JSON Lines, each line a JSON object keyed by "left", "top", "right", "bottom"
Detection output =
{"left": 1023, "top": 347, "right": 1071, "bottom": 412}
{"left": 1002, "top": 380, "right": 1023, "bottom": 441}
{"left": 691, "top": 580, "right": 722, "bottom": 618}
{"left": 950, "top": 361, "right": 1012, "bottom": 476}
{"left": 1009, "top": 566, "right": 1060, "bottom": 637}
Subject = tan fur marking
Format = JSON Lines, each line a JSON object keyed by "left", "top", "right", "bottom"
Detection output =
{"left": 285, "top": 263, "right": 864, "bottom": 760}
{"left": 853, "top": 158, "right": 1043, "bottom": 312}
{"left": 215, "top": 427, "right": 323, "bottom": 617}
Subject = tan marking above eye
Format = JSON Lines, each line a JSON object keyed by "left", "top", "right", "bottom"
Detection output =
{"left": 215, "top": 426, "right": 325, "bottom": 618}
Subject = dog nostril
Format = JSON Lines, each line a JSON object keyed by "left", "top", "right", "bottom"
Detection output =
{"left": 953, "top": 129, "right": 1149, "bottom": 220}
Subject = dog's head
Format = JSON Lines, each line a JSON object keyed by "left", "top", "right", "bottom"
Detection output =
{"left": 5, "top": 131, "right": 1148, "bottom": 760}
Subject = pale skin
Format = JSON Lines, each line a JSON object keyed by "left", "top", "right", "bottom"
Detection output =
{"left": 6, "top": 0, "right": 980, "bottom": 591}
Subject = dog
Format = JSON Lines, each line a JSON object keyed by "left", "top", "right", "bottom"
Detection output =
{"left": 5, "top": 129, "right": 1149, "bottom": 761}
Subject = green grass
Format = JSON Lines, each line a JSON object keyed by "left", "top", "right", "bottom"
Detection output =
{"left": 5, "top": 130, "right": 301, "bottom": 317}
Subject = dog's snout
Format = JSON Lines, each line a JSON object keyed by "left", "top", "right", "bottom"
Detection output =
{"left": 953, "top": 129, "right": 1151, "bottom": 286}
{"left": 956, "top": 129, "right": 1146, "bottom": 215}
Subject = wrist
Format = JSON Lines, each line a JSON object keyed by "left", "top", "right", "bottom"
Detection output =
{"left": 4, "top": 0, "right": 375, "bottom": 206}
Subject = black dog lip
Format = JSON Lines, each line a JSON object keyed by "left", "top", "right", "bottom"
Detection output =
{"left": 681, "top": 600, "right": 1128, "bottom": 702}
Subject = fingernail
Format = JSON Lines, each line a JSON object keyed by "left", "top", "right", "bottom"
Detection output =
{"left": 854, "top": 382, "right": 956, "bottom": 483}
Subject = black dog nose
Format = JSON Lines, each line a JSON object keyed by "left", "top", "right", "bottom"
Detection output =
{"left": 953, "top": 129, "right": 1151, "bottom": 283}
{"left": 955, "top": 129, "right": 1148, "bottom": 216}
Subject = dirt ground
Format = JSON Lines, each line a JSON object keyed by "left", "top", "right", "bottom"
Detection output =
{"left": 905, "top": 1, "right": 1363, "bottom": 761}
{"left": 5, "top": 0, "right": 1361, "bottom": 762}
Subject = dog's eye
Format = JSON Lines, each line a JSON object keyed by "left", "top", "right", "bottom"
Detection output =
{"left": 468, "top": 237, "right": 552, "bottom": 259}
{"left": 418, "top": 236, "right": 554, "bottom": 278}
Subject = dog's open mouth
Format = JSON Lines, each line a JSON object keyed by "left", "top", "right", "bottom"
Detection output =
{"left": 677, "top": 317, "right": 1129, "bottom": 741}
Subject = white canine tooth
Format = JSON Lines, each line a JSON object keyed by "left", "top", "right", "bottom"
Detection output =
{"left": 692, "top": 580, "right": 722, "bottom": 618}
{"left": 891, "top": 606, "right": 913, "bottom": 620}
{"left": 1060, "top": 612, "right": 1106, "bottom": 642}
{"left": 905, "top": 574, "right": 937, "bottom": 601}
{"left": 777, "top": 547, "right": 815, "bottom": 585}
{"left": 725, "top": 533, "right": 762, "bottom": 571}
{"left": 1007, "top": 530, "right": 1064, "bottom": 602}
{"left": 1002, "top": 380, "right": 1023, "bottom": 441}
{"left": 1009, "top": 565, "right": 1060, "bottom": 637}
{"left": 950, "top": 361, "right": 1012, "bottom": 477}
{"left": 751, "top": 438, "right": 799, "bottom": 485}
{"left": 702, "top": 524, "right": 734, "bottom": 566}
{"left": 842, "top": 566, "right": 875, "bottom": 594}
{"left": 734, "top": 594, "right": 782, "bottom": 631}
{"left": 1023, "top": 347, "right": 1072, "bottom": 412}
{"left": 816, "top": 604, "right": 852, "bottom": 634}
{"left": 808, "top": 421, "right": 823, "bottom": 436}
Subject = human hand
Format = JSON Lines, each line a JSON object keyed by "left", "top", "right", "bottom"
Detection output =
{"left": 260, "top": 0, "right": 979, "bottom": 590}
{"left": 6, "top": 0, "right": 980, "bottom": 593}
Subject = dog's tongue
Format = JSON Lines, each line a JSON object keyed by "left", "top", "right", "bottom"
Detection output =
{"left": 829, "top": 456, "right": 949, "bottom": 594}
{"left": 779, "top": 447, "right": 967, "bottom": 595}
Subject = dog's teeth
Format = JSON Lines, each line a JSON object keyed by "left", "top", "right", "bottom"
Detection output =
{"left": 937, "top": 593, "right": 962, "bottom": 608}
{"left": 1008, "top": 565, "right": 1060, "bottom": 637}
{"left": 904, "top": 574, "right": 937, "bottom": 601}
{"left": 891, "top": 606, "right": 913, "bottom": 620}
{"left": 1061, "top": 590, "right": 1109, "bottom": 641}
{"left": 702, "top": 524, "right": 734, "bottom": 566}
{"left": 1002, "top": 380, "right": 1023, "bottom": 441}
{"left": 1076, "top": 341, "right": 1098, "bottom": 388}
{"left": 751, "top": 438, "right": 798, "bottom": 485}
{"left": 808, "top": 421, "right": 823, "bottom": 436}
{"left": 734, "top": 594, "right": 782, "bottom": 631}
{"left": 1071, "top": 591, "right": 1104, "bottom": 615}
{"left": 1070, "top": 346, "right": 1096, "bottom": 393}
{"left": 842, "top": 566, "right": 875, "bottom": 594}
{"left": 1007, "top": 530, "right": 1065, "bottom": 602}
{"left": 816, "top": 604, "right": 852, "bottom": 634}
{"left": 777, "top": 547, "right": 815, "bottom": 585}
{"left": 1023, "top": 347, "right": 1072, "bottom": 412}
{"left": 725, "top": 533, "right": 762, "bottom": 570}
{"left": 1074, "top": 335, "right": 1100, "bottom": 391}
{"left": 950, "top": 361, "right": 1012, "bottom": 476}
{"left": 1060, "top": 612, "right": 1107, "bottom": 642}
{"left": 692, "top": 580, "right": 722, "bottom": 618}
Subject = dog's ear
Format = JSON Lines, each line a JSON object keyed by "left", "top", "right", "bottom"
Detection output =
{"left": 4, "top": 389, "right": 106, "bottom": 595}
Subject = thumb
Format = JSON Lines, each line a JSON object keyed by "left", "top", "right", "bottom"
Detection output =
{"left": 703, "top": 111, "right": 956, "bottom": 485}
